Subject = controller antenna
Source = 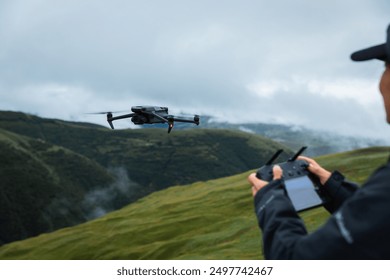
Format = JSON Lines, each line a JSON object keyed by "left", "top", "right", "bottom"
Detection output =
{"left": 265, "top": 149, "right": 284, "bottom": 165}
{"left": 288, "top": 146, "right": 307, "bottom": 162}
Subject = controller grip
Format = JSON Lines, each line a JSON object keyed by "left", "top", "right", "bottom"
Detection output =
{"left": 256, "top": 166, "right": 274, "bottom": 181}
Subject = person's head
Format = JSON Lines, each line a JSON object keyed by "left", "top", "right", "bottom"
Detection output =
{"left": 351, "top": 24, "right": 390, "bottom": 123}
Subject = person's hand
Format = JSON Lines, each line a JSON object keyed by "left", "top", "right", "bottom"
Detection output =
{"left": 248, "top": 165, "right": 283, "bottom": 197}
{"left": 298, "top": 156, "right": 331, "bottom": 185}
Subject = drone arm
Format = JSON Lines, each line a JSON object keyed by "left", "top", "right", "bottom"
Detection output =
{"left": 149, "top": 112, "right": 176, "bottom": 133}
{"left": 110, "top": 113, "right": 136, "bottom": 121}
{"left": 151, "top": 112, "right": 169, "bottom": 122}
{"left": 107, "top": 113, "right": 135, "bottom": 129}
{"left": 171, "top": 116, "right": 200, "bottom": 125}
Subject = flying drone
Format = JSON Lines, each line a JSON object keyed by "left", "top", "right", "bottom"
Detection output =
{"left": 92, "top": 106, "right": 200, "bottom": 133}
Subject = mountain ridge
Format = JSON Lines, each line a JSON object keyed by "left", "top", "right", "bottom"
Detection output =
{"left": 0, "top": 110, "right": 289, "bottom": 245}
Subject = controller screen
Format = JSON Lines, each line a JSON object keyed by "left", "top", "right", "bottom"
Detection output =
{"left": 284, "top": 176, "right": 322, "bottom": 211}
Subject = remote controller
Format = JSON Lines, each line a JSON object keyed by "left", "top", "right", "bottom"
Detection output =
{"left": 257, "top": 147, "right": 310, "bottom": 181}
{"left": 256, "top": 147, "right": 327, "bottom": 211}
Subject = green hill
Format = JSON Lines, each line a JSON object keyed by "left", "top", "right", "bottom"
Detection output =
{"left": 0, "top": 111, "right": 289, "bottom": 189}
{"left": 0, "top": 110, "right": 290, "bottom": 245}
{"left": 0, "top": 146, "right": 388, "bottom": 259}
{"left": 0, "top": 128, "right": 114, "bottom": 245}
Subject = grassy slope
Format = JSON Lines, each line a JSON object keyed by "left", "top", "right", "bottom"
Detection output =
{"left": 0, "top": 128, "right": 114, "bottom": 244}
{"left": 0, "top": 147, "right": 389, "bottom": 260}
{"left": 0, "top": 111, "right": 291, "bottom": 245}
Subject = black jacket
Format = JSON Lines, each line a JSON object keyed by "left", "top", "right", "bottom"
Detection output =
{"left": 254, "top": 159, "right": 390, "bottom": 259}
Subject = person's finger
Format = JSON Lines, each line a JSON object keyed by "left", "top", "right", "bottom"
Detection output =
{"left": 273, "top": 165, "right": 283, "bottom": 180}
{"left": 298, "top": 156, "right": 317, "bottom": 166}
{"left": 248, "top": 173, "right": 266, "bottom": 189}
{"left": 298, "top": 156, "right": 331, "bottom": 185}
{"left": 251, "top": 186, "right": 257, "bottom": 196}
{"left": 298, "top": 156, "right": 320, "bottom": 173}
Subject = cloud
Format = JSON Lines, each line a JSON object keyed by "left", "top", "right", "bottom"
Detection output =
{"left": 82, "top": 167, "right": 138, "bottom": 220}
{"left": 0, "top": 0, "right": 390, "bottom": 139}
{"left": 243, "top": 74, "right": 388, "bottom": 138}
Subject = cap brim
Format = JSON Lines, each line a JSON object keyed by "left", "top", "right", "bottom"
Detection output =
{"left": 350, "top": 44, "right": 387, "bottom": 61}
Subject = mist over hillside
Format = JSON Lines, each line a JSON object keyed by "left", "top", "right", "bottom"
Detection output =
{"left": 0, "top": 128, "right": 114, "bottom": 245}
{"left": 170, "top": 115, "right": 387, "bottom": 156}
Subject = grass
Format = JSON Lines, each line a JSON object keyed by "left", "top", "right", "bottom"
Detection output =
{"left": 0, "top": 146, "right": 388, "bottom": 260}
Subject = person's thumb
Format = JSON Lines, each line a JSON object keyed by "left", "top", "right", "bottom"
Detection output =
{"left": 273, "top": 165, "right": 283, "bottom": 180}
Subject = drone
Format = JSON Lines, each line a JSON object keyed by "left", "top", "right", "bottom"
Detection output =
{"left": 92, "top": 106, "right": 200, "bottom": 133}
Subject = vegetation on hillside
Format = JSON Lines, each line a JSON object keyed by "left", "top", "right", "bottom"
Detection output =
{"left": 0, "top": 111, "right": 290, "bottom": 245}
{"left": 0, "top": 146, "right": 388, "bottom": 259}
{"left": 0, "top": 111, "right": 289, "bottom": 189}
{"left": 0, "top": 128, "right": 115, "bottom": 245}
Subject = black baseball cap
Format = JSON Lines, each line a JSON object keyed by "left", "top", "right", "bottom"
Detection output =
{"left": 351, "top": 24, "right": 389, "bottom": 62}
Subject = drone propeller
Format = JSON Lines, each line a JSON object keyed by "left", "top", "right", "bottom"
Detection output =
{"left": 84, "top": 111, "right": 115, "bottom": 128}
{"left": 85, "top": 110, "right": 128, "bottom": 115}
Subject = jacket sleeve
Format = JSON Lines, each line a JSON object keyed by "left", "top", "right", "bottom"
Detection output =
{"left": 255, "top": 180, "right": 360, "bottom": 259}
{"left": 254, "top": 179, "right": 308, "bottom": 259}
{"left": 255, "top": 163, "right": 390, "bottom": 259}
{"left": 321, "top": 171, "right": 359, "bottom": 213}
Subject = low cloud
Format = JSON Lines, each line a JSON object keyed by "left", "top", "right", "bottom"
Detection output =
{"left": 82, "top": 167, "right": 138, "bottom": 220}
{"left": 1, "top": 0, "right": 389, "bottom": 138}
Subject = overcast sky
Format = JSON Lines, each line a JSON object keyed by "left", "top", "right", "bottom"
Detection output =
{"left": 1, "top": 0, "right": 389, "bottom": 140}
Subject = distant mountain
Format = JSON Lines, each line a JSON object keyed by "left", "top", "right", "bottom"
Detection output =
{"left": 0, "top": 146, "right": 388, "bottom": 260}
{"left": 161, "top": 115, "right": 387, "bottom": 156}
{"left": 0, "top": 110, "right": 289, "bottom": 245}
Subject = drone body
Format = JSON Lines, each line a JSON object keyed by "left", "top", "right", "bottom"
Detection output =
{"left": 103, "top": 106, "right": 199, "bottom": 133}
